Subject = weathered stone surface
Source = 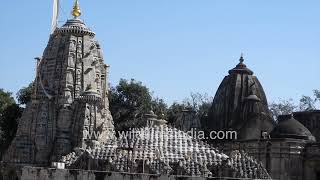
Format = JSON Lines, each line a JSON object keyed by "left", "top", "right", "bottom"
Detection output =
{"left": 271, "top": 115, "right": 315, "bottom": 142}
{"left": 60, "top": 112, "right": 271, "bottom": 179}
{"left": 207, "top": 56, "right": 275, "bottom": 140}
{"left": 2, "top": 18, "right": 114, "bottom": 165}
{"left": 5, "top": 4, "right": 320, "bottom": 179}
{"left": 18, "top": 166, "right": 265, "bottom": 180}
{"left": 291, "top": 110, "right": 320, "bottom": 141}
{"left": 174, "top": 107, "right": 201, "bottom": 132}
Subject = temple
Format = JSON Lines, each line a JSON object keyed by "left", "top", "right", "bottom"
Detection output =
{"left": 205, "top": 56, "right": 320, "bottom": 180}
{"left": 2, "top": 1, "right": 114, "bottom": 165}
{"left": 207, "top": 55, "right": 275, "bottom": 140}
{"left": 1, "top": 1, "right": 320, "bottom": 180}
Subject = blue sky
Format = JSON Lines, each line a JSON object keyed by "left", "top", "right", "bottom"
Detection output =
{"left": 0, "top": 0, "right": 319, "bottom": 105}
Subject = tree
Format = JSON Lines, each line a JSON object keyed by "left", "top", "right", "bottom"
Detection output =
{"left": 181, "top": 92, "right": 213, "bottom": 114}
{"left": 167, "top": 92, "right": 213, "bottom": 128}
{"left": 0, "top": 89, "right": 15, "bottom": 115}
{"left": 0, "top": 104, "right": 22, "bottom": 154}
{"left": 299, "top": 90, "right": 320, "bottom": 111}
{"left": 0, "top": 89, "right": 22, "bottom": 158}
{"left": 299, "top": 96, "right": 316, "bottom": 111}
{"left": 16, "top": 82, "right": 34, "bottom": 105}
{"left": 269, "top": 89, "right": 320, "bottom": 121}
{"left": 167, "top": 102, "right": 187, "bottom": 125}
{"left": 185, "top": 92, "right": 213, "bottom": 128}
{"left": 151, "top": 97, "right": 168, "bottom": 119}
{"left": 108, "top": 79, "right": 167, "bottom": 131}
{"left": 314, "top": 89, "right": 320, "bottom": 101}
{"left": 0, "top": 89, "right": 16, "bottom": 145}
{"left": 269, "top": 99, "right": 297, "bottom": 121}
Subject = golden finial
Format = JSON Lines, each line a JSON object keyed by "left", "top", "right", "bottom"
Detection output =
{"left": 72, "top": 0, "right": 81, "bottom": 18}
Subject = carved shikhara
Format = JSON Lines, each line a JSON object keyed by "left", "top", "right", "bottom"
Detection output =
{"left": 3, "top": 18, "right": 114, "bottom": 165}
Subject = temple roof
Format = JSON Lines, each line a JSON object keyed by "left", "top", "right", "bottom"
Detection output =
{"left": 54, "top": 18, "right": 95, "bottom": 36}
{"left": 207, "top": 55, "right": 274, "bottom": 140}
{"left": 270, "top": 115, "right": 316, "bottom": 142}
{"left": 62, "top": 125, "right": 271, "bottom": 179}
{"left": 52, "top": 0, "right": 94, "bottom": 37}
{"left": 228, "top": 55, "right": 254, "bottom": 75}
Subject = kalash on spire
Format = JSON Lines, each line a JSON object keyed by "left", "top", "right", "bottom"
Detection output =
{"left": 72, "top": 0, "right": 81, "bottom": 18}
{"left": 2, "top": 0, "right": 115, "bottom": 165}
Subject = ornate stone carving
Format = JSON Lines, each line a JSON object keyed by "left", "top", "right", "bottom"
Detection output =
{"left": 2, "top": 18, "right": 114, "bottom": 165}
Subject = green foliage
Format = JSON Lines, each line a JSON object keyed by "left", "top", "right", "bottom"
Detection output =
{"left": 109, "top": 86, "right": 213, "bottom": 130}
{"left": 0, "top": 104, "right": 22, "bottom": 153}
{"left": 167, "top": 102, "right": 187, "bottom": 125}
{"left": 0, "top": 89, "right": 22, "bottom": 158}
{"left": 0, "top": 89, "right": 16, "bottom": 147}
{"left": 0, "top": 89, "right": 15, "bottom": 115}
{"left": 16, "top": 82, "right": 34, "bottom": 105}
{"left": 108, "top": 79, "right": 167, "bottom": 131}
{"left": 151, "top": 98, "right": 168, "bottom": 119}
{"left": 167, "top": 92, "right": 213, "bottom": 128}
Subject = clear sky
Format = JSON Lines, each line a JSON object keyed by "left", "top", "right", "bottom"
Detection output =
{"left": 0, "top": 0, "right": 319, "bottom": 105}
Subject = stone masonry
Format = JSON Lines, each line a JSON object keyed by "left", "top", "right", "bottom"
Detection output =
{"left": 2, "top": 17, "right": 114, "bottom": 165}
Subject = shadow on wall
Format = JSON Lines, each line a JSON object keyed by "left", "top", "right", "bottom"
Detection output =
{"left": 7, "top": 170, "right": 18, "bottom": 180}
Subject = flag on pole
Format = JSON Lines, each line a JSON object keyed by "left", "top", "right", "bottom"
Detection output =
{"left": 51, "top": 0, "right": 59, "bottom": 34}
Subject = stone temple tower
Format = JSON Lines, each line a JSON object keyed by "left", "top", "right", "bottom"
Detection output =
{"left": 207, "top": 55, "right": 275, "bottom": 140}
{"left": 3, "top": 1, "right": 114, "bottom": 165}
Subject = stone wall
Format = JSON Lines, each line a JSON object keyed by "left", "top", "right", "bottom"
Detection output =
{"left": 293, "top": 111, "right": 320, "bottom": 142}
{"left": 13, "top": 167, "right": 246, "bottom": 180}
{"left": 277, "top": 111, "right": 320, "bottom": 142}
{"left": 216, "top": 139, "right": 320, "bottom": 180}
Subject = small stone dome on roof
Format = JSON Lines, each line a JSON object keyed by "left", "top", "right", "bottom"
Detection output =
{"left": 228, "top": 55, "right": 253, "bottom": 75}
{"left": 270, "top": 114, "right": 316, "bottom": 142}
{"left": 144, "top": 110, "right": 168, "bottom": 126}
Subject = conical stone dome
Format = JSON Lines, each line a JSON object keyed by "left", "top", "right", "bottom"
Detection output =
{"left": 207, "top": 56, "right": 275, "bottom": 140}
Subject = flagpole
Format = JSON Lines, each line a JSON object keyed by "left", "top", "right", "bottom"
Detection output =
{"left": 51, "top": 0, "right": 59, "bottom": 34}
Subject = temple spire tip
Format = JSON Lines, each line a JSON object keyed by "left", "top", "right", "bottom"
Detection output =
{"left": 239, "top": 53, "right": 244, "bottom": 63}
{"left": 72, "top": 0, "right": 81, "bottom": 18}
